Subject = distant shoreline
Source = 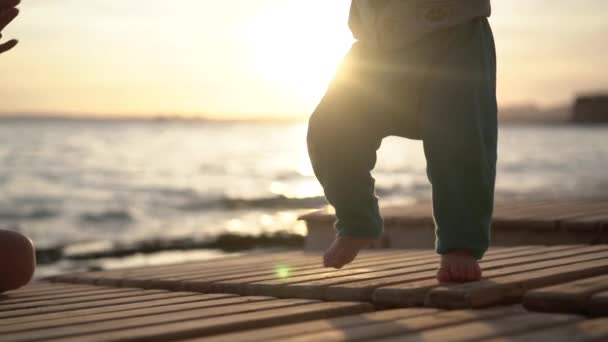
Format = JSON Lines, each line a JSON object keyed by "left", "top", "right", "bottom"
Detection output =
{"left": 0, "top": 103, "right": 591, "bottom": 124}
{"left": 0, "top": 114, "right": 599, "bottom": 125}
{"left": 0, "top": 113, "right": 307, "bottom": 124}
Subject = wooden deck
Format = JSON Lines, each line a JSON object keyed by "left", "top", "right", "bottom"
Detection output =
{"left": 301, "top": 201, "right": 608, "bottom": 250}
{"left": 0, "top": 283, "right": 372, "bottom": 341}
{"left": 3, "top": 246, "right": 608, "bottom": 340}
{"left": 3, "top": 200, "right": 606, "bottom": 340}
{"left": 4, "top": 283, "right": 607, "bottom": 342}
{"left": 45, "top": 246, "right": 608, "bottom": 309}
{"left": 524, "top": 274, "right": 608, "bottom": 316}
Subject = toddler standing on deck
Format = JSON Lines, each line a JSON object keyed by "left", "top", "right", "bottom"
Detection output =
{"left": 307, "top": 0, "right": 497, "bottom": 282}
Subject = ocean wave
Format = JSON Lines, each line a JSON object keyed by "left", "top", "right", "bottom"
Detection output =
{"left": 133, "top": 185, "right": 199, "bottom": 198}
{"left": 0, "top": 208, "right": 59, "bottom": 221}
{"left": 222, "top": 195, "right": 327, "bottom": 209}
{"left": 375, "top": 182, "right": 431, "bottom": 197}
{"left": 176, "top": 185, "right": 429, "bottom": 212}
{"left": 273, "top": 171, "right": 304, "bottom": 180}
{"left": 79, "top": 210, "right": 134, "bottom": 223}
{"left": 177, "top": 194, "right": 327, "bottom": 211}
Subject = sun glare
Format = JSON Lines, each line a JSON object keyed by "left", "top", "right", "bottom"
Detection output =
{"left": 243, "top": 0, "right": 354, "bottom": 103}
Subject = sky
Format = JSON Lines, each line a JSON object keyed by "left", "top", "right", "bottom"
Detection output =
{"left": 1, "top": 0, "right": 607, "bottom": 119}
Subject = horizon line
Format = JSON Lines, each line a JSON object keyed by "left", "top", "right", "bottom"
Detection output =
{"left": 0, "top": 112, "right": 309, "bottom": 122}
{"left": 0, "top": 101, "right": 575, "bottom": 121}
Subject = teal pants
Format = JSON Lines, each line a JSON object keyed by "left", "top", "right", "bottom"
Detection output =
{"left": 307, "top": 18, "right": 497, "bottom": 260}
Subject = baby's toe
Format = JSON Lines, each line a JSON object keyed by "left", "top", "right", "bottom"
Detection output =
{"left": 324, "top": 246, "right": 345, "bottom": 269}
{"left": 334, "top": 250, "right": 354, "bottom": 269}
{"left": 450, "top": 264, "right": 464, "bottom": 282}
{"left": 323, "top": 250, "right": 337, "bottom": 268}
{"left": 436, "top": 267, "right": 451, "bottom": 283}
{"left": 472, "top": 264, "right": 482, "bottom": 280}
{"left": 464, "top": 266, "right": 477, "bottom": 281}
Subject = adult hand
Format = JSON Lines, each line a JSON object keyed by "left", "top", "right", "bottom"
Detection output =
{"left": 0, "top": 0, "right": 20, "bottom": 54}
{"left": 0, "top": 229, "right": 36, "bottom": 293}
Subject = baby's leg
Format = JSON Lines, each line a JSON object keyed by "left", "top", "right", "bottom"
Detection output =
{"left": 421, "top": 19, "right": 497, "bottom": 282}
{"left": 308, "top": 45, "right": 406, "bottom": 269}
{"left": 307, "top": 65, "right": 382, "bottom": 267}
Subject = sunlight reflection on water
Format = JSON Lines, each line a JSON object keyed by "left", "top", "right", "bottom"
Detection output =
{"left": 0, "top": 119, "right": 607, "bottom": 257}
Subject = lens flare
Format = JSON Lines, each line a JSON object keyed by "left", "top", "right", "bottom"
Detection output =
{"left": 274, "top": 265, "right": 292, "bottom": 279}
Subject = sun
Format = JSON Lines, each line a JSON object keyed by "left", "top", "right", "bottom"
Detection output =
{"left": 243, "top": 0, "right": 354, "bottom": 102}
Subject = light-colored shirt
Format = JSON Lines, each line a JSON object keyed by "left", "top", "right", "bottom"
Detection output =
{"left": 349, "top": 0, "right": 492, "bottom": 50}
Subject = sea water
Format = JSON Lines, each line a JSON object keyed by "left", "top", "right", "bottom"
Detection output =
{"left": 1, "top": 118, "right": 607, "bottom": 274}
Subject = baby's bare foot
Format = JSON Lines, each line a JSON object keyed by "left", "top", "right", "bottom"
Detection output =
{"left": 436, "top": 250, "right": 482, "bottom": 283}
{"left": 323, "top": 237, "right": 374, "bottom": 269}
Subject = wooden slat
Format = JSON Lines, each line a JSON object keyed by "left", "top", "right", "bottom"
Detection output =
{"left": 0, "top": 292, "right": 223, "bottom": 325}
{"left": 0, "top": 286, "right": 140, "bottom": 305}
{"left": 1, "top": 283, "right": 90, "bottom": 298}
{"left": 524, "top": 274, "right": 608, "bottom": 315}
{"left": 179, "top": 250, "right": 437, "bottom": 292}
{"left": 589, "top": 291, "right": 608, "bottom": 317}
{"left": 0, "top": 295, "right": 275, "bottom": 335}
{"left": 60, "top": 301, "right": 373, "bottom": 342}
{"left": 426, "top": 257, "right": 608, "bottom": 309}
{"left": 1, "top": 284, "right": 113, "bottom": 300}
{"left": 201, "top": 246, "right": 546, "bottom": 299}
{"left": 256, "top": 306, "right": 528, "bottom": 342}
{"left": 5, "top": 247, "right": 608, "bottom": 342}
{"left": 488, "top": 318, "right": 608, "bottom": 342}
{"left": 197, "top": 306, "right": 585, "bottom": 342}
{"left": 125, "top": 250, "right": 411, "bottom": 291}
{"left": 3, "top": 298, "right": 368, "bottom": 341}
{"left": 377, "top": 312, "right": 581, "bottom": 342}
{"left": 2, "top": 297, "right": 310, "bottom": 340}
{"left": 372, "top": 247, "right": 608, "bottom": 307}
{"left": 201, "top": 251, "right": 439, "bottom": 296}
{"left": 311, "top": 245, "right": 592, "bottom": 303}
{"left": 91, "top": 252, "right": 313, "bottom": 286}
{"left": 197, "top": 308, "right": 440, "bottom": 342}
{"left": 117, "top": 257, "right": 319, "bottom": 288}
{"left": 50, "top": 251, "right": 304, "bottom": 284}
{"left": 296, "top": 246, "right": 584, "bottom": 302}
{"left": 73, "top": 250, "right": 400, "bottom": 288}
{"left": 0, "top": 288, "right": 153, "bottom": 312}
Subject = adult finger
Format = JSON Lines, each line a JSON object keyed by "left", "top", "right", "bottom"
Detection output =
{"left": 0, "top": 38, "right": 17, "bottom": 54}
{"left": 0, "top": 0, "right": 20, "bottom": 10}
{"left": 0, "top": 7, "right": 19, "bottom": 31}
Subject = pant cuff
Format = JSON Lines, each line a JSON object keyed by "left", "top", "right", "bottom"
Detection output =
{"left": 335, "top": 217, "right": 384, "bottom": 240}
{"left": 436, "top": 238, "right": 488, "bottom": 260}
